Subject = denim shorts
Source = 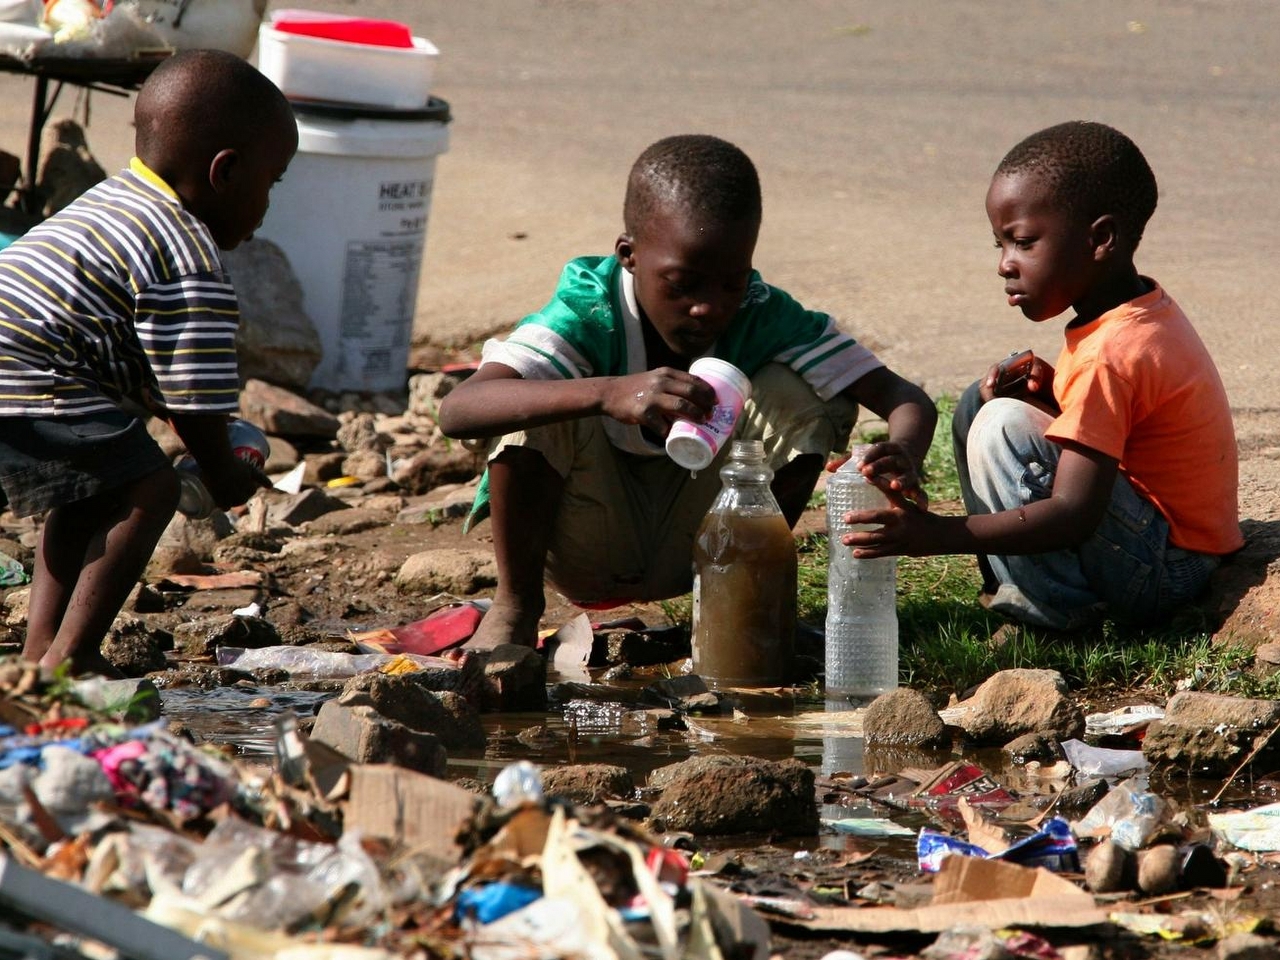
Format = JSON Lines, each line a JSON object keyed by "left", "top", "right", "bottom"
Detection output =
{"left": 0, "top": 410, "right": 171, "bottom": 517}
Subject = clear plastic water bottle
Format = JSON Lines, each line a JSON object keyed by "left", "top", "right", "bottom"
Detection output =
{"left": 175, "top": 418, "right": 270, "bottom": 519}
{"left": 825, "top": 445, "right": 898, "bottom": 702}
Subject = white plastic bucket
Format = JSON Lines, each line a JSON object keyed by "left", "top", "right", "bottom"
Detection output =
{"left": 255, "top": 99, "right": 450, "bottom": 393}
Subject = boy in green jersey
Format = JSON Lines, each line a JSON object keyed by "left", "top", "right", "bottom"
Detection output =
{"left": 439, "top": 134, "right": 936, "bottom": 648}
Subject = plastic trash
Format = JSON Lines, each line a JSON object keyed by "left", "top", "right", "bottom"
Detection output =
{"left": 492, "top": 760, "right": 544, "bottom": 809}
{"left": 825, "top": 818, "right": 916, "bottom": 838}
{"left": 350, "top": 601, "right": 488, "bottom": 657}
{"left": 1060, "top": 738, "right": 1148, "bottom": 776}
{"left": 454, "top": 882, "right": 542, "bottom": 924}
{"left": 0, "top": 550, "right": 26, "bottom": 586}
{"left": 1209, "top": 801, "right": 1280, "bottom": 852}
{"left": 216, "top": 645, "right": 445, "bottom": 680}
{"left": 1084, "top": 703, "right": 1165, "bottom": 740}
{"left": 1074, "top": 777, "right": 1168, "bottom": 851}
{"left": 918, "top": 816, "right": 1079, "bottom": 873}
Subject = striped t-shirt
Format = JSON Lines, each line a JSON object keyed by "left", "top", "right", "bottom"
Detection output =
{"left": 0, "top": 158, "right": 240, "bottom": 418}
{"left": 481, "top": 255, "right": 882, "bottom": 456}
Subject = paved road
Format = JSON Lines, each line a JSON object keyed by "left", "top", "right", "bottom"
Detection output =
{"left": 0, "top": 1, "right": 1275, "bottom": 502}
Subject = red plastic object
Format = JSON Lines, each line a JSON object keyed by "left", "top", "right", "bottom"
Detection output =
{"left": 272, "top": 12, "right": 415, "bottom": 49}
{"left": 377, "top": 603, "right": 486, "bottom": 657}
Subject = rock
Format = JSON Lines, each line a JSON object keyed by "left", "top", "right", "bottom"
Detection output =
{"left": 173, "top": 615, "right": 280, "bottom": 658}
{"left": 642, "top": 674, "right": 724, "bottom": 712}
{"left": 1218, "top": 933, "right": 1276, "bottom": 960}
{"left": 1056, "top": 777, "right": 1109, "bottom": 818}
{"left": 336, "top": 413, "right": 385, "bottom": 453}
{"left": 648, "top": 754, "right": 759, "bottom": 791}
{"left": 864, "top": 688, "right": 948, "bottom": 747}
{"left": 541, "top": 764, "right": 635, "bottom": 803}
{"left": 391, "top": 446, "right": 480, "bottom": 495}
{"left": 304, "top": 452, "right": 348, "bottom": 485}
{"left": 395, "top": 548, "right": 497, "bottom": 595}
{"left": 102, "top": 615, "right": 169, "bottom": 676}
{"left": 337, "top": 672, "right": 485, "bottom": 750}
{"left": 224, "top": 238, "right": 322, "bottom": 390}
{"left": 303, "top": 507, "right": 392, "bottom": 537}
{"left": 648, "top": 755, "right": 817, "bottom": 836}
{"left": 1085, "top": 839, "right": 1134, "bottom": 894}
{"left": 601, "top": 628, "right": 691, "bottom": 667}
{"left": 1003, "top": 732, "right": 1058, "bottom": 763}
{"left": 1137, "top": 845, "right": 1180, "bottom": 895}
{"left": 240, "top": 378, "right": 340, "bottom": 439}
{"left": 309, "top": 701, "right": 446, "bottom": 776}
{"left": 960, "top": 669, "right": 1084, "bottom": 745}
{"left": 265, "top": 434, "right": 300, "bottom": 472}
{"left": 269, "top": 488, "right": 350, "bottom": 527}
{"left": 145, "top": 415, "right": 185, "bottom": 459}
{"left": 480, "top": 643, "right": 548, "bottom": 712}
{"left": 407, "top": 371, "right": 461, "bottom": 417}
{"left": 1142, "top": 691, "right": 1280, "bottom": 774}
{"left": 2, "top": 587, "right": 28, "bottom": 628}
{"left": 342, "top": 449, "right": 387, "bottom": 481}
{"left": 146, "top": 509, "right": 235, "bottom": 578}
{"left": 126, "top": 582, "right": 167, "bottom": 614}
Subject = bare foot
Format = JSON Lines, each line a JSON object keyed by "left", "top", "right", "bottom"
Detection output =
{"left": 45, "top": 648, "right": 126, "bottom": 681}
{"left": 465, "top": 596, "right": 544, "bottom": 650}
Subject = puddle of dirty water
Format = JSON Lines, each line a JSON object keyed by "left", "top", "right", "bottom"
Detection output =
{"left": 161, "top": 685, "right": 331, "bottom": 757}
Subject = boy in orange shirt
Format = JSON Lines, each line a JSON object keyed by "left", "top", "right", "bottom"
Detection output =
{"left": 842, "top": 121, "right": 1241, "bottom": 630}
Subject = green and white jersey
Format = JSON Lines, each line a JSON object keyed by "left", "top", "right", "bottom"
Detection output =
{"left": 480, "top": 255, "right": 882, "bottom": 455}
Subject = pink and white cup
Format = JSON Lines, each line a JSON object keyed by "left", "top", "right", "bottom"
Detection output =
{"left": 665, "top": 357, "right": 752, "bottom": 470}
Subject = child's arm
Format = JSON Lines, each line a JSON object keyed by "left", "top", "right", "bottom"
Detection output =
{"left": 843, "top": 441, "right": 1118, "bottom": 558}
{"left": 840, "top": 367, "right": 937, "bottom": 506}
{"left": 168, "top": 413, "right": 268, "bottom": 509}
{"left": 437, "top": 363, "right": 716, "bottom": 440}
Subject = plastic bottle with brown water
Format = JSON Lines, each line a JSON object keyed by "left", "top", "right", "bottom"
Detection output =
{"left": 691, "top": 439, "right": 797, "bottom": 687}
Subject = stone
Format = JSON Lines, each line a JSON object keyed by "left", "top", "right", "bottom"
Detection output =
{"left": 391, "top": 446, "right": 481, "bottom": 495}
{"left": 145, "top": 415, "right": 185, "bottom": 459}
{"left": 224, "top": 238, "right": 322, "bottom": 390}
{"left": 1002, "top": 732, "right": 1058, "bottom": 763}
{"left": 395, "top": 548, "right": 497, "bottom": 595}
{"left": 173, "top": 614, "right": 280, "bottom": 659}
{"left": 342, "top": 449, "right": 387, "bottom": 481}
{"left": 269, "top": 488, "right": 350, "bottom": 527}
{"left": 304, "top": 452, "right": 348, "bottom": 485}
{"left": 648, "top": 754, "right": 763, "bottom": 791}
{"left": 1136, "top": 845, "right": 1179, "bottom": 895}
{"left": 481, "top": 643, "right": 548, "bottom": 712}
{"left": 309, "top": 701, "right": 446, "bottom": 776}
{"left": 407, "top": 371, "right": 461, "bottom": 418}
{"left": 303, "top": 507, "right": 392, "bottom": 537}
{"left": 864, "top": 687, "right": 948, "bottom": 747}
{"left": 240, "top": 378, "right": 340, "bottom": 439}
{"left": 648, "top": 755, "right": 817, "bottom": 836}
{"left": 337, "top": 672, "right": 485, "bottom": 750}
{"left": 1142, "top": 691, "right": 1280, "bottom": 774}
{"left": 641, "top": 674, "right": 724, "bottom": 712}
{"left": 1085, "top": 839, "right": 1134, "bottom": 894}
{"left": 541, "top": 764, "right": 635, "bottom": 804}
{"left": 265, "top": 434, "right": 300, "bottom": 473}
{"left": 1056, "top": 777, "right": 1109, "bottom": 818}
{"left": 336, "top": 413, "right": 385, "bottom": 453}
{"left": 101, "top": 615, "right": 169, "bottom": 676}
{"left": 960, "top": 669, "right": 1084, "bottom": 745}
{"left": 602, "top": 629, "right": 691, "bottom": 667}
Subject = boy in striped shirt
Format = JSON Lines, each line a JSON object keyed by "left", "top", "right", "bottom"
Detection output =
{"left": 439, "top": 134, "right": 935, "bottom": 649}
{"left": 0, "top": 50, "right": 297, "bottom": 676}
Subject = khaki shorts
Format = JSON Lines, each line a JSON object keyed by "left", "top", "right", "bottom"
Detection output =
{"left": 487, "top": 363, "right": 857, "bottom": 604}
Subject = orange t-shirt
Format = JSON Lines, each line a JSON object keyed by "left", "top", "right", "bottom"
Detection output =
{"left": 1046, "top": 282, "right": 1242, "bottom": 555}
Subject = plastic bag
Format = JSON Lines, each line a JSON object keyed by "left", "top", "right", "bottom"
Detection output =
{"left": 1074, "top": 777, "right": 1167, "bottom": 850}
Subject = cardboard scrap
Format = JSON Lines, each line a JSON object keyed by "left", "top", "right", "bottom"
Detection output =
{"left": 771, "top": 855, "right": 1105, "bottom": 934}
{"left": 155, "top": 570, "right": 266, "bottom": 590}
{"left": 345, "top": 765, "right": 478, "bottom": 861}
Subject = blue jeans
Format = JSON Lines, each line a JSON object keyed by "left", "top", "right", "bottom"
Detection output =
{"left": 951, "top": 382, "right": 1219, "bottom": 630}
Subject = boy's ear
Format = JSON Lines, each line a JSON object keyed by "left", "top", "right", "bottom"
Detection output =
{"left": 208, "top": 148, "right": 239, "bottom": 193}
{"left": 615, "top": 233, "right": 636, "bottom": 270}
{"left": 1089, "top": 214, "right": 1119, "bottom": 262}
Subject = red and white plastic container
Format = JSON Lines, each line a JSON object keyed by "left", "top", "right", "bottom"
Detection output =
{"left": 257, "top": 9, "right": 438, "bottom": 109}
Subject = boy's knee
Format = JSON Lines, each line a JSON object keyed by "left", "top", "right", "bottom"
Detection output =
{"left": 744, "top": 363, "right": 856, "bottom": 459}
{"left": 968, "top": 397, "right": 1047, "bottom": 451}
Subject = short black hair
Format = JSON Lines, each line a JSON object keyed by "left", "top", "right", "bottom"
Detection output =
{"left": 995, "top": 121, "right": 1158, "bottom": 248}
{"left": 623, "top": 134, "right": 761, "bottom": 237}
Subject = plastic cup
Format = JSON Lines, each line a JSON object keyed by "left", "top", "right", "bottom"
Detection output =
{"left": 665, "top": 357, "right": 752, "bottom": 470}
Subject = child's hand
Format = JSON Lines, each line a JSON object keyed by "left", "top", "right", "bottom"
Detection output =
{"left": 980, "top": 350, "right": 1056, "bottom": 404}
{"left": 604, "top": 368, "right": 716, "bottom": 436}
{"left": 204, "top": 458, "right": 270, "bottom": 510}
{"left": 856, "top": 441, "right": 929, "bottom": 511}
{"left": 840, "top": 486, "right": 937, "bottom": 557}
